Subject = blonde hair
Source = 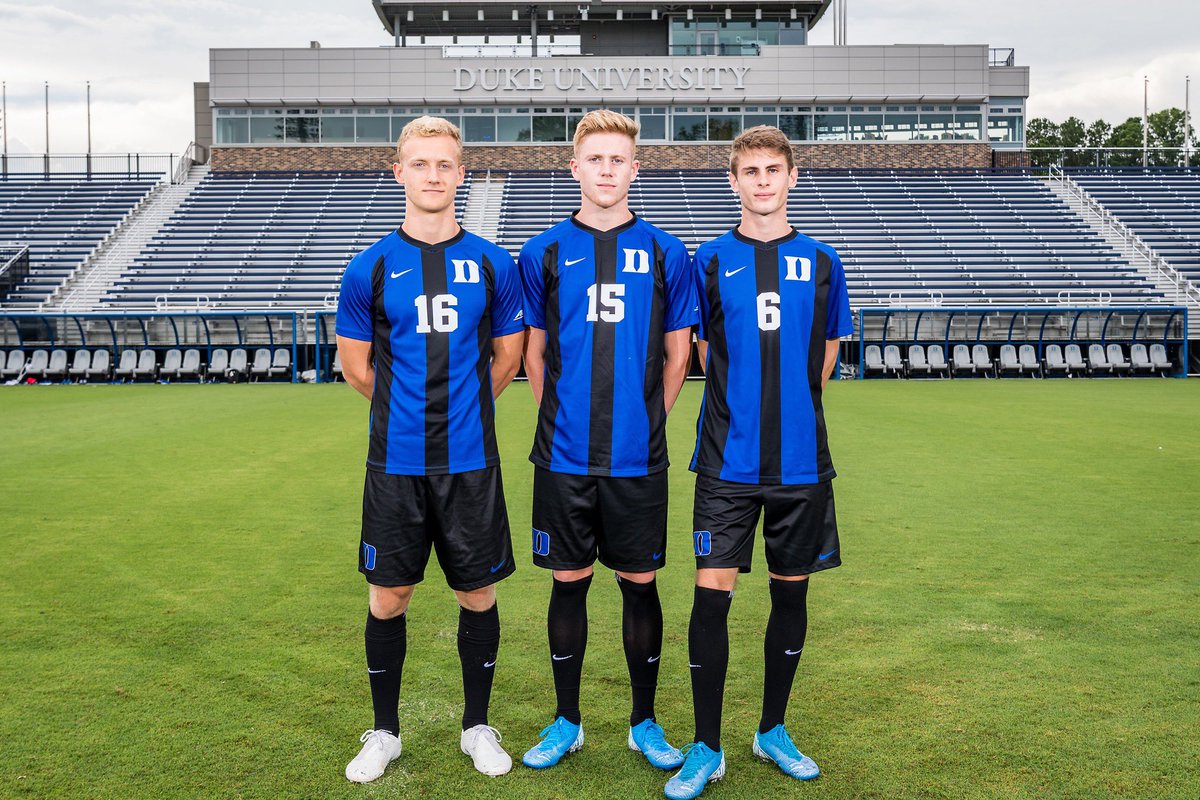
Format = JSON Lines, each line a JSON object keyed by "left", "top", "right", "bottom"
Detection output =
{"left": 729, "top": 125, "right": 795, "bottom": 173}
{"left": 397, "top": 116, "right": 463, "bottom": 162}
{"left": 572, "top": 109, "right": 640, "bottom": 154}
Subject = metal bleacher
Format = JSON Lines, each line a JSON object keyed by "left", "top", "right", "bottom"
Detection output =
{"left": 498, "top": 169, "right": 1166, "bottom": 307}
{"left": 1071, "top": 170, "right": 1200, "bottom": 284}
{"left": 0, "top": 173, "right": 161, "bottom": 307}
{"left": 100, "top": 171, "right": 471, "bottom": 310}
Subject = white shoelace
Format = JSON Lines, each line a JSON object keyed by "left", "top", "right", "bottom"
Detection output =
{"left": 468, "top": 725, "right": 504, "bottom": 751}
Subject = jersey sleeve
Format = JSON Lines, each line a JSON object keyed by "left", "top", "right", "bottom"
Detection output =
{"left": 693, "top": 248, "right": 712, "bottom": 342}
{"left": 518, "top": 240, "right": 547, "bottom": 330}
{"left": 335, "top": 252, "right": 374, "bottom": 342}
{"left": 825, "top": 251, "right": 855, "bottom": 340}
{"left": 663, "top": 238, "right": 699, "bottom": 333}
{"left": 490, "top": 249, "right": 525, "bottom": 338}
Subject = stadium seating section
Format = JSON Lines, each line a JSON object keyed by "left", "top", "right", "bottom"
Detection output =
{"left": 1, "top": 346, "right": 294, "bottom": 383}
{"left": 860, "top": 340, "right": 1175, "bottom": 378}
{"left": 0, "top": 173, "right": 161, "bottom": 307}
{"left": 499, "top": 170, "right": 1168, "bottom": 306}
{"left": 1071, "top": 170, "right": 1200, "bottom": 284}
{"left": 101, "top": 172, "right": 469, "bottom": 309}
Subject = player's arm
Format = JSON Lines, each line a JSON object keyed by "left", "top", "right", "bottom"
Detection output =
{"left": 663, "top": 327, "right": 692, "bottom": 413}
{"left": 821, "top": 339, "right": 841, "bottom": 390}
{"left": 491, "top": 331, "right": 524, "bottom": 399}
{"left": 696, "top": 339, "right": 708, "bottom": 375}
{"left": 524, "top": 327, "right": 547, "bottom": 406}
{"left": 336, "top": 335, "right": 374, "bottom": 401}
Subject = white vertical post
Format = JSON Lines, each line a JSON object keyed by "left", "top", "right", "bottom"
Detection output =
{"left": 45, "top": 81, "right": 50, "bottom": 153}
{"left": 1186, "top": 75, "right": 1191, "bottom": 169}
{"left": 1142, "top": 75, "right": 1149, "bottom": 168}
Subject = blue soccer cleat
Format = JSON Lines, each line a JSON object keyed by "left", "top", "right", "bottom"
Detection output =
{"left": 664, "top": 742, "right": 725, "bottom": 800}
{"left": 629, "top": 719, "right": 684, "bottom": 769}
{"left": 752, "top": 724, "right": 819, "bottom": 780}
{"left": 522, "top": 716, "right": 584, "bottom": 769}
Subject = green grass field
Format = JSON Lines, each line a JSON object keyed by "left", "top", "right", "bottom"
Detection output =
{"left": 1, "top": 380, "right": 1198, "bottom": 799}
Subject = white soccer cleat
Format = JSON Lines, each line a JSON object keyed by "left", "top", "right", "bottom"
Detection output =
{"left": 461, "top": 724, "right": 513, "bottom": 776}
{"left": 345, "top": 729, "right": 401, "bottom": 783}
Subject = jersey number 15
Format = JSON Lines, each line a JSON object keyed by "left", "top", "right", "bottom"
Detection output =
{"left": 586, "top": 283, "right": 625, "bottom": 323}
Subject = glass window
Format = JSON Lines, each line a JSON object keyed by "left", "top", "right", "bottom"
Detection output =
{"left": 285, "top": 117, "right": 320, "bottom": 143}
{"left": 673, "top": 114, "right": 708, "bottom": 141}
{"left": 533, "top": 115, "right": 567, "bottom": 142}
{"left": 919, "top": 112, "right": 954, "bottom": 140}
{"left": 249, "top": 116, "right": 284, "bottom": 144}
{"left": 953, "top": 113, "right": 983, "bottom": 141}
{"left": 215, "top": 117, "right": 249, "bottom": 144}
{"left": 779, "top": 20, "right": 805, "bottom": 45}
{"left": 814, "top": 113, "right": 848, "bottom": 140}
{"left": 849, "top": 113, "right": 884, "bottom": 141}
{"left": 883, "top": 113, "right": 918, "bottom": 141}
{"left": 640, "top": 114, "right": 667, "bottom": 141}
{"left": 497, "top": 115, "right": 531, "bottom": 142}
{"left": 392, "top": 116, "right": 418, "bottom": 138}
{"left": 988, "top": 115, "right": 1022, "bottom": 143}
{"left": 743, "top": 113, "right": 778, "bottom": 129}
{"left": 356, "top": 116, "right": 391, "bottom": 143}
{"left": 708, "top": 114, "right": 742, "bottom": 141}
{"left": 779, "top": 114, "right": 812, "bottom": 141}
{"left": 321, "top": 116, "right": 355, "bottom": 143}
{"left": 463, "top": 116, "right": 496, "bottom": 143}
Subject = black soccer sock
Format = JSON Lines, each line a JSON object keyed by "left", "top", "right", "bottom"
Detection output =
{"left": 689, "top": 585, "right": 734, "bottom": 751}
{"left": 617, "top": 575, "right": 663, "bottom": 726}
{"left": 364, "top": 611, "right": 407, "bottom": 736}
{"left": 547, "top": 574, "right": 592, "bottom": 725}
{"left": 759, "top": 577, "right": 810, "bottom": 734}
{"left": 458, "top": 603, "right": 501, "bottom": 730}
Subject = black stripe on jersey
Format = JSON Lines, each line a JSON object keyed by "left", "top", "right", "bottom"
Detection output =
{"left": 755, "top": 244, "right": 783, "bottom": 482}
{"left": 588, "top": 234, "right": 618, "bottom": 471}
{"left": 368, "top": 253, "right": 393, "bottom": 468}
{"left": 698, "top": 252, "right": 732, "bottom": 472}
{"left": 534, "top": 241, "right": 562, "bottom": 465}
{"left": 422, "top": 249, "right": 451, "bottom": 472}
{"left": 809, "top": 248, "right": 834, "bottom": 477}
{"left": 475, "top": 252, "right": 499, "bottom": 464}
{"left": 643, "top": 238, "right": 668, "bottom": 468}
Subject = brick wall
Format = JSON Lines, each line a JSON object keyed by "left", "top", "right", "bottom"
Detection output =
{"left": 210, "top": 142, "right": 1000, "bottom": 172}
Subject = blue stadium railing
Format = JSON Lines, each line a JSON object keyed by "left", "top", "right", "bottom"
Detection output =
{"left": 856, "top": 306, "right": 1189, "bottom": 378}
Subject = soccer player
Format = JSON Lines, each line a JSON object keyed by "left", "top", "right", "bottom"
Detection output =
{"left": 518, "top": 110, "right": 697, "bottom": 771}
{"left": 664, "top": 125, "right": 854, "bottom": 800}
{"left": 335, "top": 117, "right": 525, "bottom": 782}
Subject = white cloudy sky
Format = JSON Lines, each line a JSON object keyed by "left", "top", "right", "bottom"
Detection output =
{"left": 0, "top": 0, "right": 1197, "bottom": 154}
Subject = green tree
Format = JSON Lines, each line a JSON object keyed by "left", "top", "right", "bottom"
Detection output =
{"left": 1060, "top": 116, "right": 1089, "bottom": 167}
{"left": 1025, "top": 117, "right": 1061, "bottom": 167}
{"left": 1105, "top": 117, "right": 1144, "bottom": 167}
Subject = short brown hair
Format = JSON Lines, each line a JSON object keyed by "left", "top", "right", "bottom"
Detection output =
{"left": 397, "top": 115, "right": 463, "bottom": 162}
{"left": 729, "top": 125, "right": 795, "bottom": 173}
{"left": 572, "top": 109, "right": 640, "bottom": 154}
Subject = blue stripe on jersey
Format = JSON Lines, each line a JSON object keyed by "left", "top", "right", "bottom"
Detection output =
{"left": 520, "top": 213, "right": 697, "bottom": 477}
{"left": 336, "top": 227, "right": 523, "bottom": 476}
{"left": 690, "top": 227, "right": 853, "bottom": 485}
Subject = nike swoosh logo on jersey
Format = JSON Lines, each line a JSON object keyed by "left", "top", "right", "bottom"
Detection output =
{"left": 368, "top": 668, "right": 386, "bottom": 674}
{"left": 724, "top": 266, "right": 748, "bottom": 277}
{"left": 489, "top": 559, "right": 507, "bottom": 573}
{"left": 483, "top": 660, "right": 497, "bottom": 668}
{"left": 564, "top": 257, "right": 587, "bottom": 266}
{"left": 552, "top": 654, "right": 573, "bottom": 661}
{"left": 390, "top": 268, "right": 413, "bottom": 279}
{"left": 818, "top": 549, "right": 839, "bottom": 561}
{"left": 688, "top": 663, "right": 700, "bottom": 669}
{"left": 652, "top": 551, "right": 663, "bottom": 560}
{"left": 784, "top": 648, "right": 803, "bottom": 656}
{"left": 647, "top": 655, "right": 660, "bottom": 663}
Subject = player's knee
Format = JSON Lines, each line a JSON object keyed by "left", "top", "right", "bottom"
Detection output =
{"left": 553, "top": 567, "right": 594, "bottom": 582}
{"left": 615, "top": 569, "right": 656, "bottom": 584}
{"left": 696, "top": 567, "right": 738, "bottom": 593}
{"left": 455, "top": 585, "right": 496, "bottom": 612}
{"left": 368, "top": 584, "right": 414, "bottom": 619}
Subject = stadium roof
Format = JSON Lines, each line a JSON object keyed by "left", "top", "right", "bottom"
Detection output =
{"left": 372, "top": 0, "right": 832, "bottom": 37}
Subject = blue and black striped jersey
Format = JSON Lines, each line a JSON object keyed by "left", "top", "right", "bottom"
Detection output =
{"left": 520, "top": 213, "right": 698, "bottom": 477}
{"left": 691, "top": 227, "right": 853, "bottom": 485}
{"left": 336, "top": 227, "right": 524, "bottom": 476}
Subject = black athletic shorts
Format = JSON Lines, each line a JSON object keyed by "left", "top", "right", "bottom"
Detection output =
{"left": 531, "top": 467, "right": 668, "bottom": 573}
{"left": 691, "top": 473, "right": 841, "bottom": 576}
{"left": 359, "top": 466, "right": 516, "bottom": 591}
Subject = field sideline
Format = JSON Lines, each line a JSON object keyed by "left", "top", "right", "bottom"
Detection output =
{"left": 1, "top": 380, "right": 1197, "bottom": 799}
